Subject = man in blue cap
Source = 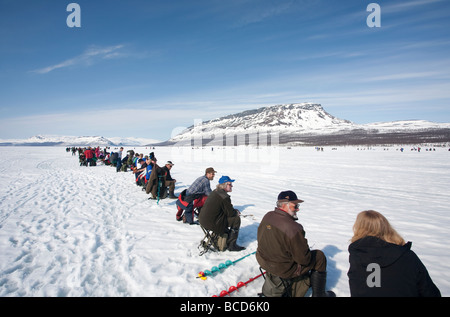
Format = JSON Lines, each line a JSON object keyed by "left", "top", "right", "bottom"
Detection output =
{"left": 199, "top": 176, "right": 245, "bottom": 252}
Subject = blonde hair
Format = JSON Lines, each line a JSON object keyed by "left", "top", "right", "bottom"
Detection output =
{"left": 351, "top": 210, "right": 405, "bottom": 245}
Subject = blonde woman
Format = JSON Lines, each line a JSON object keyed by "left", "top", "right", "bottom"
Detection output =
{"left": 348, "top": 210, "right": 440, "bottom": 297}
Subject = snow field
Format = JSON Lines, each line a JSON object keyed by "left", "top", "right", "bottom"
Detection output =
{"left": 0, "top": 145, "right": 449, "bottom": 297}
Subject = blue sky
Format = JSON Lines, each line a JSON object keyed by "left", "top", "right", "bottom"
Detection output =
{"left": 1, "top": 0, "right": 450, "bottom": 141}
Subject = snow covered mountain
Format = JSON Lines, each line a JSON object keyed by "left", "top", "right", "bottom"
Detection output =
{"left": 0, "top": 135, "right": 159, "bottom": 147}
{"left": 2, "top": 104, "right": 450, "bottom": 147}
{"left": 169, "top": 103, "right": 352, "bottom": 144}
{"left": 196, "top": 103, "right": 353, "bottom": 131}
{"left": 167, "top": 103, "right": 450, "bottom": 146}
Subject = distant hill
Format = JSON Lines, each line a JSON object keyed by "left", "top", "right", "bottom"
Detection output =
{"left": 161, "top": 103, "right": 450, "bottom": 146}
{"left": 0, "top": 135, "right": 160, "bottom": 147}
{"left": 3, "top": 104, "right": 450, "bottom": 147}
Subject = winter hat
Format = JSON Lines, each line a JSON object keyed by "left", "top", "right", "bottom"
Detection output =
{"left": 205, "top": 167, "right": 217, "bottom": 174}
{"left": 218, "top": 176, "right": 235, "bottom": 184}
{"left": 277, "top": 190, "right": 304, "bottom": 204}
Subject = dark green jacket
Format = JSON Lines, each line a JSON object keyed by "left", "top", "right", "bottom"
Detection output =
{"left": 199, "top": 188, "right": 237, "bottom": 234}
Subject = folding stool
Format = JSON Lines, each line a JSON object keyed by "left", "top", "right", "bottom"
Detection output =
{"left": 198, "top": 225, "right": 227, "bottom": 256}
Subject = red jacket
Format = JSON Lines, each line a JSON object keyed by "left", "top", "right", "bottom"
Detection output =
{"left": 84, "top": 149, "right": 94, "bottom": 159}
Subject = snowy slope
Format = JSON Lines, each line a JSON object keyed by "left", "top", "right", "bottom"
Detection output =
{"left": 202, "top": 103, "right": 352, "bottom": 131}
{"left": 170, "top": 103, "right": 354, "bottom": 143}
{"left": 168, "top": 103, "right": 450, "bottom": 146}
{"left": 0, "top": 135, "right": 160, "bottom": 147}
{"left": 0, "top": 145, "right": 449, "bottom": 297}
{"left": 362, "top": 120, "right": 450, "bottom": 131}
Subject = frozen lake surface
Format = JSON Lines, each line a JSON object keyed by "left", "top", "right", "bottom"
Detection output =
{"left": 0, "top": 145, "right": 449, "bottom": 297}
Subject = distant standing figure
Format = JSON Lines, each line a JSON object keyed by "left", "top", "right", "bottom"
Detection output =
{"left": 84, "top": 147, "right": 94, "bottom": 167}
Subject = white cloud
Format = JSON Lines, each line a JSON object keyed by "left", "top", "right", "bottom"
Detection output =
{"left": 383, "top": 0, "right": 444, "bottom": 13}
{"left": 233, "top": 1, "right": 293, "bottom": 27}
{"left": 31, "top": 44, "right": 125, "bottom": 74}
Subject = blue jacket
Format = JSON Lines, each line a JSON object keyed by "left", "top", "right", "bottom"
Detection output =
{"left": 145, "top": 164, "right": 153, "bottom": 180}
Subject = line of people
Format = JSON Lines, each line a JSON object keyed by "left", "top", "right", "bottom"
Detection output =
{"left": 73, "top": 146, "right": 127, "bottom": 170}
{"left": 72, "top": 146, "right": 108, "bottom": 167}
{"left": 126, "top": 150, "right": 177, "bottom": 200}
{"left": 118, "top": 150, "right": 245, "bottom": 254}
{"left": 70, "top": 148, "right": 442, "bottom": 297}
{"left": 113, "top": 151, "right": 247, "bottom": 252}
{"left": 174, "top": 167, "right": 246, "bottom": 252}
{"left": 170, "top": 165, "right": 441, "bottom": 297}
{"left": 151, "top": 156, "right": 441, "bottom": 297}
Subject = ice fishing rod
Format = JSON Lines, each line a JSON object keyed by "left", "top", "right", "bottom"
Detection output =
{"left": 212, "top": 270, "right": 266, "bottom": 297}
{"left": 197, "top": 251, "right": 256, "bottom": 280}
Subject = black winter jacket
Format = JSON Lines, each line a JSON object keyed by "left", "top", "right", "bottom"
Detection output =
{"left": 348, "top": 236, "right": 441, "bottom": 297}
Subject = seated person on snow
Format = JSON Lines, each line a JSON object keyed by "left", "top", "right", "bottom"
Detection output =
{"left": 177, "top": 167, "right": 216, "bottom": 225}
{"left": 198, "top": 176, "right": 245, "bottom": 252}
{"left": 137, "top": 157, "right": 153, "bottom": 187}
{"left": 133, "top": 158, "right": 147, "bottom": 184}
{"left": 256, "top": 190, "right": 335, "bottom": 297}
{"left": 145, "top": 157, "right": 168, "bottom": 199}
{"left": 142, "top": 152, "right": 157, "bottom": 186}
{"left": 162, "top": 161, "right": 177, "bottom": 199}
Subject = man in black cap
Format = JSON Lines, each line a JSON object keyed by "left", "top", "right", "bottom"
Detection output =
{"left": 256, "top": 190, "right": 335, "bottom": 297}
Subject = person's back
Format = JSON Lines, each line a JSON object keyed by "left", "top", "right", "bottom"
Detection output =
{"left": 348, "top": 210, "right": 441, "bottom": 297}
{"left": 186, "top": 175, "right": 210, "bottom": 197}
{"left": 85, "top": 149, "right": 93, "bottom": 159}
{"left": 145, "top": 163, "right": 153, "bottom": 180}
{"left": 348, "top": 236, "right": 441, "bottom": 297}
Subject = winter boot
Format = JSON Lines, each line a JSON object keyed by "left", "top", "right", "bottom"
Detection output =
{"left": 226, "top": 229, "right": 246, "bottom": 252}
{"left": 310, "top": 271, "right": 336, "bottom": 297}
{"left": 183, "top": 204, "right": 198, "bottom": 225}
{"left": 168, "top": 190, "right": 177, "bottom": 199}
